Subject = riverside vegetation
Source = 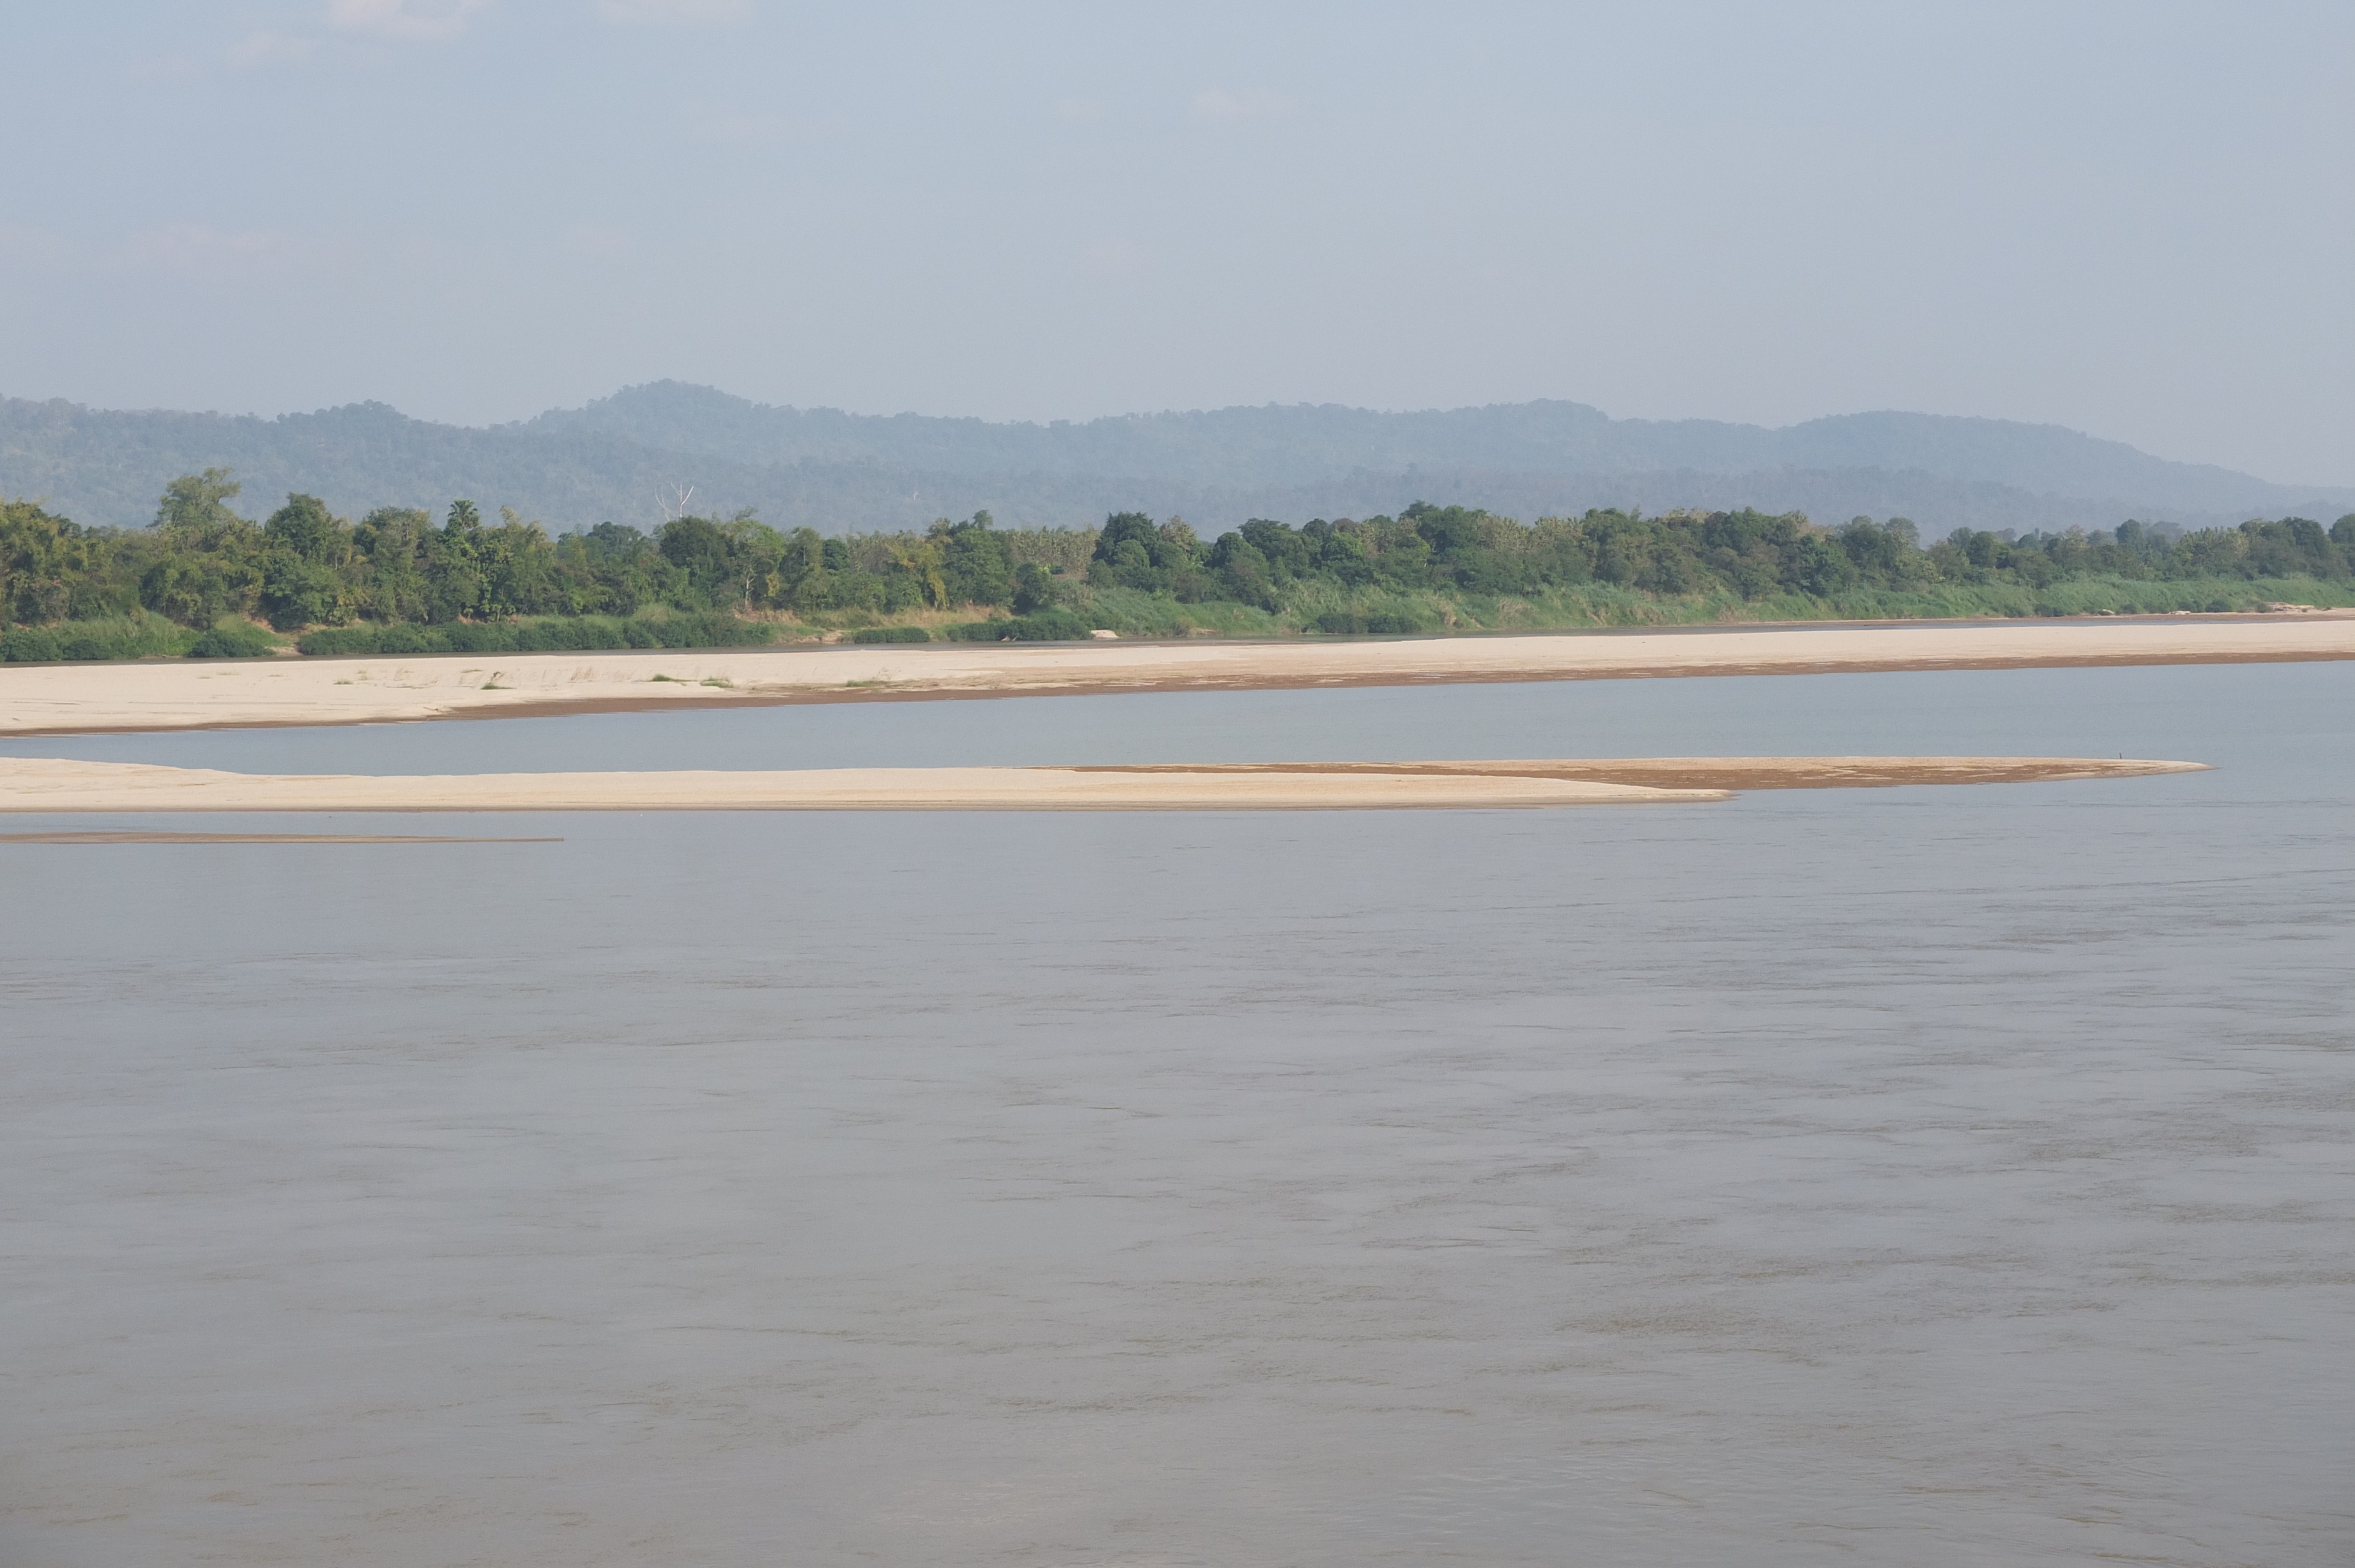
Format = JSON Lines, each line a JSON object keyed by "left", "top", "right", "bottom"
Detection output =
{"left": 3, "top": 468, "right": 2352, "bottom": 662}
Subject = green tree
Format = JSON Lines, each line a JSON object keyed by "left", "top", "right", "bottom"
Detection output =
{"left": 656, "top": 516, "right": 737, "bottom": 606}
{"left": 258, "top": 494, "right": 357, "bottom": 629}
{"left": 1, "top": 501, "right": 98, "bottom": 625}
{"left": 144, "top": 470, "right": 264, "bottom": 625}
{"left": 427, "top": 500, "right": 487, "bottom": 621}
{"left": 1011, "top": 560, "right": 1056, "bottom": 614}
{"left": 888, "top": 534, "right": 950, "bottom": 609}
{"left": 262, "top": 494, "right": 343, "bottom": 562}
{"left": 354, "top": 507, "right": 434, "bottom": 623}
{"left": 938, "top": 512, "right": 1013, "bottom": 606}
{"left": 479, "top": 508, "right": 562, "bottom": 616}
{"left": 155, "top": 468, "right": 250, "bottom": 542}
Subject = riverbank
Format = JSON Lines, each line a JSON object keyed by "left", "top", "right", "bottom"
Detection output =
{"left": 0, "top": 755, "right": 2205, "bottom": 813}
{"left": 1, "top": 616, "right": 2350, "bottom": 736}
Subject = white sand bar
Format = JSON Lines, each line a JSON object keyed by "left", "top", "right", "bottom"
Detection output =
{"left": 0, "top": 755, "right": 2208, "bottom": 813}
{"left": 1082, "top": 756, "right": 2212, "bottom": 790}
{"left": 0, "top": 758, "right": 1725, "bottom": 812}
{"left": 2, "top": 617, "right": 2351, "bottom": 736}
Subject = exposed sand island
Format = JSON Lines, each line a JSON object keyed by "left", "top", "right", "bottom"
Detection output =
{"left": 1, "top": 616, "right": 2349, "bottom": 737}
{"left": 0, "top": 830, "right": 562, "bottom": 844}
{"left": 1074, "top": 756, "right": 2214, "bottom": 791}
{"left": 0, "top": 756, "right": 2207, "bottom": 814}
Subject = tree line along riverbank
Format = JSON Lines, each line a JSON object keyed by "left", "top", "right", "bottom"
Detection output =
{"left": 4, "top": 469, "right": 2352, "bottom": 662}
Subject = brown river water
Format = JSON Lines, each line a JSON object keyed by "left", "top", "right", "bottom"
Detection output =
{"left": 2, "top": 663, "right": 2350, "bottom": 1566}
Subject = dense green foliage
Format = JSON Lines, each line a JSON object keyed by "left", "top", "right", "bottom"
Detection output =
{"left": 3, "top": 471, "right": 2352, "bottom": 661}
{"left": 942, "top": 609, "right": 1096, "bottom": 642}
{"left": 1, "top": 475, "right": 1086, "bottom": 636}
{"left": 1083, "top": 503, "right": 2355, "bottom": 606}
{"left": 293, "top": 613, "right": 777, "bottom": 657}
{"left": 0, "top": 612, "right": 211, "bottom": 664}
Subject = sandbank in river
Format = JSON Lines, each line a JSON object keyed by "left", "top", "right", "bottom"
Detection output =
{"left": 1, "top": 616, "right": 2350, "bottom": 737}
{"left": 0, "top": 756, "right": 2208, "bottom": 813}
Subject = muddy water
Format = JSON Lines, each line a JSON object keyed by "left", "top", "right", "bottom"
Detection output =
{"left": 2, "top": 663, "right": 2350, "bottom": 1565}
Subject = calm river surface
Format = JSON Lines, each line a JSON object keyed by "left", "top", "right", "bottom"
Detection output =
{"left": 3, "top": 663, "right": 2351, "bottom": 1566}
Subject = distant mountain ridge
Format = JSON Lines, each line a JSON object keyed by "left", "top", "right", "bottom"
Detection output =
{"left": 5, "top": 382, "right": 2347, "bottom": 537}
{"left": 527, "top": 383, "right": 2313, "bottom": 511}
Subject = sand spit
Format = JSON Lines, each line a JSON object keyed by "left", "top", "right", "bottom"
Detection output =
{"left": 1077, "top": 756, "right": 2213, "bottom": 791}
{"left": 0, "top": 755, "right": 2207, "bottom": 815}
{"left": 2, "top": 618, "right": 2351, "bottom": 736}
{"left": 0, "top": 758, "right": 1721, "bottom": 812}
{"left": 0, "top": 830, "right": 563, "bottom": 844}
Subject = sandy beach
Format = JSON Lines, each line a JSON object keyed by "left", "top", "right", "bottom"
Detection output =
{"left": 1, "top": 616, "right": 2349, "bottom": 737}
{"left": 0, "top": 755, "right": 2204, "bottom": 813}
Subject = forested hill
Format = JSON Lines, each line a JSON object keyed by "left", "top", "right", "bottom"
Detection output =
{"left": 527, "top": 384, "right": 2302, "bottom": 507}
{"left": 6, "top": 384, "right": 2349, "bottom": 537}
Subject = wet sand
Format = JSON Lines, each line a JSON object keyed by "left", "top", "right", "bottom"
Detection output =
{"left": 0, "top": 830, "right": 563, "bottom": 844}
{"left": 1, "top": 617, "right": 2350, "bottom": 736}
{"left": 0, "top": 755, "right": 2204, "bottom": 813}
{"left": 1077, "top": 756, "right": 2210, "bottom": 790}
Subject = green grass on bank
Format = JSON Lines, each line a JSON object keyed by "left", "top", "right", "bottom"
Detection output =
{"left": 4, "top": 576, "right": 2351, "bottom": 663}
{"left": 1054, "top": 574, "right": 2355, "bottom": 639}
{"left": 0, "top": 612, "right": 280, "bottom": 663}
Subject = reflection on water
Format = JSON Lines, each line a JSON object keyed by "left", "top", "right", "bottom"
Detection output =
{"left": 2, "top": 665, "right": 2351, "bottom": 1566}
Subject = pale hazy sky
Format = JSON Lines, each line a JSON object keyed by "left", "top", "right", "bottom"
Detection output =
{"left": 4, "top": 2, "right": 2349, "bottom": 481}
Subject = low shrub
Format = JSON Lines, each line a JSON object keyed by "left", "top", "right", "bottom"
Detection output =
{"left": 941, "top": 609, "right": 1094, "bottom": 642}
{"left": 292, "top": 626, "right": 382, "bottom": 656}
{"left": 297, "top": 614, "right": 777, "bottom": 657}
{"left": 0, "top": 627, "right": 64, "bottom": 662}
{"left": 0, "top": 613, "right": 197, "bottom": 662}
{"left": 851, "top": 625, "right": 932, "bottom": 644}
{"left": 186, "top": 622, "right": 279, "bottom": 658}
{"left": 1310, "top": 609, "right": 1427, "bottom": 635}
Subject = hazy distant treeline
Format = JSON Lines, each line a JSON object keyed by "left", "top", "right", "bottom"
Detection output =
{"left": 3, "top": 469, "right": 2353, "bottom": 657}
{"left": 21, "top": 386, "right": 2351, "bottom": 539}
{"left": 1074, "top": 505, "right": 2355, "bottom": 609}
